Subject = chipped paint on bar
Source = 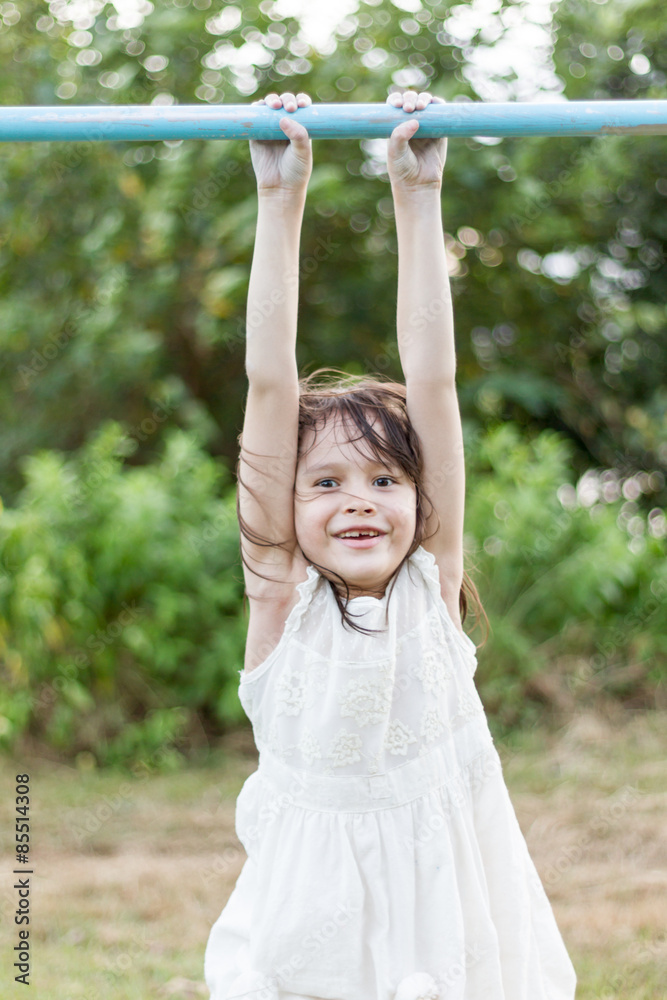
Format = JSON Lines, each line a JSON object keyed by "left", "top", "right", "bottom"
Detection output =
{"left": 0, "top": 101, "right": 665, "bottom": 142}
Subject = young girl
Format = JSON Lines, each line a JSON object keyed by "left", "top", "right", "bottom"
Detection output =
{"left": 204, "top": 89, "right": 577, "bottom": 1000}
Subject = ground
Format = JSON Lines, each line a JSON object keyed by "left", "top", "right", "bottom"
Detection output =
{"left": 0, "top": 708, "right": 665, "bottom": 999}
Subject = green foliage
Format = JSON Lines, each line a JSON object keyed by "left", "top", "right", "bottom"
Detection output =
{"left": 464, "top": 422, "right": 667, "bottom": 733}
{"left": 0, "top": 421, "right": 246, "bottom": 766}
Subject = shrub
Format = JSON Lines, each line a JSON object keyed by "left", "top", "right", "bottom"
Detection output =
{"left": 464, "top": 423, "right": 667, "bottom": 734}
{"left": 0, "top": 421, "right": 246, "bottom": 767}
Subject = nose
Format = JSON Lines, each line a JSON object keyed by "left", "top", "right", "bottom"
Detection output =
{"left": 344, "top": 495, "right": 376, "bottom": 515}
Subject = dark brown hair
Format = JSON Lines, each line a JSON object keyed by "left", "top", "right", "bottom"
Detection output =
{"left": 237, "top": 368, "right": 488, "bottom": 645}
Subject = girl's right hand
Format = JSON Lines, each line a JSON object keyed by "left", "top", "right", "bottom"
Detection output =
{"left": 249, "top": 92, "right": 313, "bottom": 194}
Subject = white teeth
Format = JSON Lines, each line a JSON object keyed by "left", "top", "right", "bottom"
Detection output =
{"left": 338, "top": 531, "right": 380, "bottom": 538}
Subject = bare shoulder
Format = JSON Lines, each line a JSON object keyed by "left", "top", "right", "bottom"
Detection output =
{"left": 242, "top": 546, "right": 313, "bottom": 674}
{"left": 419, "top": 541, "right": 465, "bottom": 637}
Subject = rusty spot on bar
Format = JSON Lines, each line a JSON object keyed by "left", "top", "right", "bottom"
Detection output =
{"left": 601, "top": 123, "right": 667, "bottom": 134}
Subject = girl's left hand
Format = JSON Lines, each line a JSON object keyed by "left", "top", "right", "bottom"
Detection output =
{"left": 249, "top": 92, "right": 313, "bottom": 194}
{"left": 386, "top": 91, "right": 447, "bottom": 191}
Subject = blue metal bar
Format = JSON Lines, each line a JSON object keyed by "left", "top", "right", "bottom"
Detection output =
{"left": 0, "top": 101, "right": 665, "bottom": 142}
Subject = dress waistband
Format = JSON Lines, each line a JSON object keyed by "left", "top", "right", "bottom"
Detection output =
{"left": 255, "top": 719, "right": 498, "bottom": 813}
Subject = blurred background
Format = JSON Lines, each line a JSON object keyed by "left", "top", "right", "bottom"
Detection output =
{"left": 1, "top": 3, "right": 666, "bottom": 998}
{"left": 0, "top": 0, "right": 665, "bottom": 770}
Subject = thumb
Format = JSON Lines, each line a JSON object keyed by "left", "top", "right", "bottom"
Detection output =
{"left": 279, "top": 115, "right": 310, "bottom": 146}
{"left": 388, "top": 118, "right": 419, "bottom": 157}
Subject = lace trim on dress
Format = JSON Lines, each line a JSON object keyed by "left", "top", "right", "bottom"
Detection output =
{"left": 241, "top": 547, "right": 477, "bottom": 685}
{"left": 240, "top": 564, "right": 322, "bottom": 684}
{"left": 283, "top": 564, "right": 322, "bottom": 636}
{"left": 410, "top": 546, "right": 478, "bottom": 673}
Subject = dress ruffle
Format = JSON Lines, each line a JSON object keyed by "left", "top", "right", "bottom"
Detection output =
{"left": 409, "top": 546, "right": 478, "bottom": 674}
{"left": 286, "top": 548, "right": 477, "bottom": 652}
{"left": 283, "top": 564, "right": 322, "bottom": 636}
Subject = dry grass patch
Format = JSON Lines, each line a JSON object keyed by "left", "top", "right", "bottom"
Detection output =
{"left": 0, "top": 710, "right": 665, "bottom": 999}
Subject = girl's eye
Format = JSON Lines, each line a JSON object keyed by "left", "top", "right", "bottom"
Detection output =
{"left": 315, "top": 476, "right": 394, "bottom": 488}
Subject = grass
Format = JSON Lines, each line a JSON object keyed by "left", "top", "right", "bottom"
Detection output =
{"left": 0, "top": 709, "right": 665, "bottom": 999}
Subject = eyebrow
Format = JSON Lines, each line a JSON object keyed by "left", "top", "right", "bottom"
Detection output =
{"left": 303, "top": 461, "right": 395, "bottom": 475}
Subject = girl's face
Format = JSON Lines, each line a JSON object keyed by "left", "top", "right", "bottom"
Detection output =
{"left": 294, "top": 415, "right": 417, "bottom": 598}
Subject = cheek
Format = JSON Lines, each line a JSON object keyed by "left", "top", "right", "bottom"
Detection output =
{"left": 396, "top": 490, "right": 417, "bottom": 524}
{"left": 294, "top": 498, "right": 328, "bottom": 540}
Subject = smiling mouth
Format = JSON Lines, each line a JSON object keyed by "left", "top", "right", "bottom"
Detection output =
{"left": 336, "top": 530, "right": 384, "bottom": 539}
{"left": 335, "top": 531, "right": 386, "bottom": 549}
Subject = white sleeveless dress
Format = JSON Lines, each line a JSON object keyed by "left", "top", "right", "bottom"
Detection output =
{"left": 204, "top": 546, "right": 577, "bottom": 1000}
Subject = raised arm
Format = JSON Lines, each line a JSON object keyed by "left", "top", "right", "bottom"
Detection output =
{"left": 387, "top": 91, "right": 466, "bottom": 615}
{"left": 238, "top": 92, "right": 312, "bottom": 595}
{"left": 245, "top": 92, "right": 311, "bottom": 386}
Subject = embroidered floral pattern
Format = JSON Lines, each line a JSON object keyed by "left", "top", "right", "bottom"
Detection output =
{"left": 241, "top": 546, "right": 486, "bottom": 777}
{"left": 420, "top": 707, "right": 446, "bottom": 744}
{"left": 384, "top": 719, "right": 418, "bottom": 756}
{"left": 339, "top": 678, "right": 392, "bottom": 726}
{"left": 275, "top": 668, "right": 310, "bottom": 716}
{"left": 298, "top": 729, "right": 323, "bottom": 766}
{"left": 412, "top": 646, "right": 452, "bottom": 693}
{"left": 327, "top": 729, "right": 363, "bottom": 767}
{"left": 455, "top": 685, "right": 483, "bottom": 720}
